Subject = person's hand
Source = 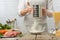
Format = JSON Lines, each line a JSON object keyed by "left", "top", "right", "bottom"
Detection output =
{"left": 26, "top": 2, "right": 33, "bottom": 13}
{"left": 42, "top": 7, "right": 52, "bottom": 17}
{"left": 42, "top": 7, "right": 47, "bottom": 16}
{"left": 47, "top": 11, "right": 53, "bottom": 17}
{"left": 20, "top": 2, "right": 33, "bottom": 16}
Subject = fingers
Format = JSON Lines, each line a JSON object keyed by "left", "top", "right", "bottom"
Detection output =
{"left": 26, "top": 2, "right": 30, "bottom": 6}
{"left": 42, "top": 7, "right": 46, "bottom": 13}
{"left": 42, "top": 7, "right": 47, "bottom": 16}
{"left": 26, "top": 2, "right": 33, "bottom": 13}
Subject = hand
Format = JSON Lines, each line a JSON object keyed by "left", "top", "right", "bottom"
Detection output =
{"left": 26, "top": 2, "right": 33, "bottom": 13}
{"left": 42, "top": 7, "right": 52, "bottom": 17}
{"left": 42, "top": 7, "right": 47, "bottom": 16}
{"left": 47, "top": 11, "right": 53, "bottom": 17}
{"left": 20, "top": 2, "right": 33, "bottom": 16}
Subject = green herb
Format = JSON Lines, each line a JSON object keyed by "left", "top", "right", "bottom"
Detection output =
{"left": 0, "top": 23, "right": 11, "bottom": 30}
{"left": 17, "top": 33, "right": 23, "bottom": 37}
{"left": 3, "top": 24, "right": 11, "bottom": 29}
{"left": 0, "top": 23, "right": 2, "bottom": 27}
{"left": 19, "top": 34, "right": 23, "bottom": 37}
{"left": 0, "top": 33, "right": 3, "bottom": 37}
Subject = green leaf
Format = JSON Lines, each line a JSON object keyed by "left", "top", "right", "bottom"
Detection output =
{"left": 0, "top": 33, "right": 3, "bottom": 37}
{"left": 0, "top": 27, "right": 3, "bottom": 30}
{"left": 0, "top": 23, "right": 2, "bottom": 27}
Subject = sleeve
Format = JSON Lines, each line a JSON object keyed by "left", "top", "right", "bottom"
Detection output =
{"left": 18, "top": 0, "right": 25, "bottom": 16}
